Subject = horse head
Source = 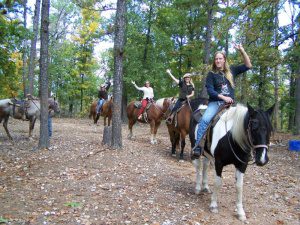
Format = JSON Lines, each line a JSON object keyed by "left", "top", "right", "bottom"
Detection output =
{"left": 247, "top": 103, "right": 274, "bottom": 166}
{"left": 49, "top": 98, "right": 60, "bottom": 114}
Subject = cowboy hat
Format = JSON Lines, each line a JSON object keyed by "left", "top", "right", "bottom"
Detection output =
{"left": 183, "top": 73, "right": 191, "bottom": 79}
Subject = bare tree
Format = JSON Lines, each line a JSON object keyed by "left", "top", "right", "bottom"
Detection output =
{"left": 38, "top": 0, "right": 50, "bottom": 149}
{"left": 111, "top": 0, "right": 126, "bottom": 149}
{"left": 28, "top": 0, "right": 41, "bottom": 95}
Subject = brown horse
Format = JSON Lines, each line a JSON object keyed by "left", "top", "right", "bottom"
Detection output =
{"left": 166, "top": 97, "right": 208, "bottom": 160}
{"left": 89, "top": 97, "right": 113, "bottom": 126}
{"left": 127, "top": 97, "right": 173, "bottom": 144}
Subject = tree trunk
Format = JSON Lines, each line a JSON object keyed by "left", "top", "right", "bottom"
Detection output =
{"left": 102, "top": 126, "right": 112, "bottom": 146}
{"left": 200, "top": 0, "right": 215, "bottom": 98}
{"left": 273, "top": 2, "right": 279, "bottom": 131}
{"left": 295, "top": 67, "right": 300, "bottom": 135}
{"left": 22, "top": 0, "right": 28, "bottom": 98}
{"left": 143, "top": 0, "right": 153, "bottom": 66}
{"left": 28, "top": 0, "right": 41, "bottom": 95}
{"left": 38, "top": 0, "right": 50, "bottom": 149}
{"left": 111, "top": 0, "right": 126, "bottom": 149}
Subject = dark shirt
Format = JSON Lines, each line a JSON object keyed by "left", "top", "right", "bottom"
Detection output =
{"left": 98, "top": 81, "right": 111, "bottom": 100}
{"left": 206, "top": 64, "right": 250, "bottom": 102}
{"left": 178, "top": 78, "right": 194, "bottom": 100}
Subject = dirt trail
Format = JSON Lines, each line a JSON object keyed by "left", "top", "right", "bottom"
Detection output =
{"left": 0, "top": 118, "right": 299, "bottom": 225}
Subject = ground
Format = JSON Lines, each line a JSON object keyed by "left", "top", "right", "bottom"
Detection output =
{"left": 0, "top": 118, "right": 299, "bottom": 225}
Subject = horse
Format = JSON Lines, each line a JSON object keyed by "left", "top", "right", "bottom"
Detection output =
{"left": 0, "top": 97, "right": 60, "bottom": 140}
{"left": 127, "top": 97, "right": 173, "bottom": 144}
{"left": 189, "top": 103, "right": 274, "bottom": 221}
{"left": 166, "top": 97, "right": 208, "bottom": 161}
{"left": 89, "top": 96, "right": 113, "bottom": 126}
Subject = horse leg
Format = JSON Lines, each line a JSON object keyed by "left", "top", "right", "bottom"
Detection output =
{"left": 170, "top": 131, "right": 177, "bottom": 156}
{"left": 202, "top": 157, "right": 210, "bottom": 192}
{"left": 150, "top": 121, "right": 156, "bottom": 144}
{"left": 179, "top": 131, "right": 187, "bottom": 160}
{"left": 235, "top": 170, "right": 246, "bottom": 221}
{"left": 152, "top": 121, "right": 161, "bottom": 144}
{"left": 209, "top": 163, "right": 223, "bottom": 213}
{"left": 3, "top": 116, "right": 13, "bottom": 140}
{"left": 29, "top": 117, "right": 36, "bottom": 138}
{"left": 127, "top": 119, "right": 135, "bottom": 139}
{"left": 193, "top": 158, "right": 203, "bottom": 194}
{"left": 103, "top": 116, "right": 107, "bottom": 126}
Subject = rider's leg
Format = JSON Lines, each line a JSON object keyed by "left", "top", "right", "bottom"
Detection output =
{"left": 193, "top": 101, "right": 221, "bottom": 157}
{"left": 166, "top": 99, "right": 182, "bottom": 123}
{"left": 138, "top": 99, "right": 147, "bottom": 120}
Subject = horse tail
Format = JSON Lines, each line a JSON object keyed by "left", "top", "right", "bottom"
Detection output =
{"left": 89, "top": 103, "right": 94, "bottom": 119}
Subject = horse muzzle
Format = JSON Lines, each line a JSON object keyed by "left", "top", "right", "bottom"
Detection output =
{"left": 254, "top": 146, "right": 269, "bottom": 166}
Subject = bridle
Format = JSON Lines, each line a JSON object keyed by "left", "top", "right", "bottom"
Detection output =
{"left": 225, "top": 112, "right": 269, "bottom": 165}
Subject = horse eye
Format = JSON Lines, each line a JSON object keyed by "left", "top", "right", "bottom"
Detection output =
{"left": 251, "top": 120, "right": 259, "bottom": 130}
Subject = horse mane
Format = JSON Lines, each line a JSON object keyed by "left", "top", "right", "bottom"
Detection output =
{"left": 225, "top": 104, "right": 249, "bottom": 151}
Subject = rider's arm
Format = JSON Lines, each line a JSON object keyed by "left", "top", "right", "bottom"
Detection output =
{"left": 187, "top": 90, "right": 194, "bottom": 99}
{"left": 166, "top": 69, "right": 179, "bottom": 84}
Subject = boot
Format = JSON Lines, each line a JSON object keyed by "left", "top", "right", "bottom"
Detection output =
{"left": 192, "top": 145, "right": 202, "bottom": 159}
{"left": 166, "top": 113, "right": 174, "bottom": 125}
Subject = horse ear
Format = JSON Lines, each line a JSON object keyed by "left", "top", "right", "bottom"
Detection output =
{"left": 266, "top": 104, "right": 275, "bottom": 117}
{"left": 247, "top": 102, "right": 255, "bottom": 116}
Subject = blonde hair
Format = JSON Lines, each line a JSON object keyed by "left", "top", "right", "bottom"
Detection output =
{"left": 212, "top": 51, "right": 235, "bottom": 88}
{"left": 183, "top": 73, "right": 194, "bottom": 88}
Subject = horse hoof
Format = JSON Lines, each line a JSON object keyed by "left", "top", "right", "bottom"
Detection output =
{"left": 171, "top": 153, "right": 176, "bottom": 157}
{"left": 195, "top": 189, "right": 201, "bottom": 195}
{"left": 202, "top": 187, "right": 211, "bottom": 193}
{"left": 238, "top": 214, "right": 247, "bottom": 222}
{"left": 179, "top": 159, "right": 184, "bottom": 163}
{"left": 209, "top": 206, "right": 219, "bottom": 213}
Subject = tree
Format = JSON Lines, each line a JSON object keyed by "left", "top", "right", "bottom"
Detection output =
{"left": 28, "top": 0, "right": 41, "bottom": 95}
{"left": 111, "top": 0, "right": 126, "bottom": 149}
{"left": 38, "top": 0, "right": 50, "bottom": 149}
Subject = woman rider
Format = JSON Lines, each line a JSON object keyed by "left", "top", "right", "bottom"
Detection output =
{"left": 131, "top": 80, "right": 154, "bottom": 120}
{"left": 166, "top": 69, "right": 195, "bottom": 124}
{"left": 192, "top": 44, "right": 252, "bottom": 158}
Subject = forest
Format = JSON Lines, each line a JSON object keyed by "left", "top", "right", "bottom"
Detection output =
{"left": 0, "top": 0, "right": 299, "bottom": 134}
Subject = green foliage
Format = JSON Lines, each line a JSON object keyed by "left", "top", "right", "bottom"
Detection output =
{"left": 0, "top": 216, "right": 9, "bottom": 223}
{"left": 64, "top": 202, "right": 82, "bottom": 208}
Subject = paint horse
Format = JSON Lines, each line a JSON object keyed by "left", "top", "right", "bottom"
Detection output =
{"left": 166, "top": 97, "right": 208, "bottom": 161}
{"left": 0, "top": 97, "right": 60, "bottom": 140}
{"left": 189, "top": 103, "right": 274, "bottom": 221}
{"left": 127, "top": 98, "right": 173, "bottom": 144}
{"left": 89, "top": 96, "right": 113, "bottom": 126}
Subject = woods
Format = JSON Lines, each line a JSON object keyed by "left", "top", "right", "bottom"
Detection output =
{"left": 0, "top": 0, "right": 299, "bottom": 137}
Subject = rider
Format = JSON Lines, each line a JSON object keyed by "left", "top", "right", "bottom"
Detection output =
{"left": 131, "top": 80, "right": 154, "bottom": 120}
{"left": 192, "top": 43, "right": 252, "bottom": 158}
{"left": 166, "top": 69, "right": 195, "bottom": 124}
{"left": 97, "top": 80, "right": 111, "bottom": 115}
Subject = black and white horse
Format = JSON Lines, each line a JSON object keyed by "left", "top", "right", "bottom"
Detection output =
{"left": 189, "top": 103, "right": 274, "bottom": 221}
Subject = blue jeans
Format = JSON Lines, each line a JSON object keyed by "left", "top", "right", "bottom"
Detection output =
{"left": 195, "top": 101, "right": 223, "bottom": 146}
{"left": 48, "top": 116, "right": 52, "bottom": 137}
{"left": 96, "top": 99, "right": 105, "bottom": 114}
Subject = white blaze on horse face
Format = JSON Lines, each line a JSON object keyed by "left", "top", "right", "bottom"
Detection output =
{"left": 211, "top": 114, "right": 234, "bottom": 155}
{"left": 260, "top": 148, "right": 267, "bottom": 164}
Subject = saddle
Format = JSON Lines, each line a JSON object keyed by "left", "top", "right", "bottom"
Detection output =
{"left": 10, "top": 99, "right": 27, "bottom": 120}
{"left": 134, "top": 99, "right": 154, "bottom": 122}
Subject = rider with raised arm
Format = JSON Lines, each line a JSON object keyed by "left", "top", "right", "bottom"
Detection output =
{"left": 166, "top": 69, "right": 195, "bottom": 124}
{"left": 131, "top": 80, "right": 154, "bottom": 120}
{"left": 192, "top": 43, "right": 252, "bottom": 158}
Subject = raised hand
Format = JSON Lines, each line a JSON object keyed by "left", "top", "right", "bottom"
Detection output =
{"left": 131, "top": 80, "right": 136, "bottom": 85}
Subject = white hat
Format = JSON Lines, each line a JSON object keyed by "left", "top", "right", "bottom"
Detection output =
{"left": 183, "top": 73, "right": 191, "bottom": 79}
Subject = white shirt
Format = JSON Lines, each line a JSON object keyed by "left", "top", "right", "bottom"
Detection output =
{"left": 134, "top": 84, "right": 154, "bottom": 99}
